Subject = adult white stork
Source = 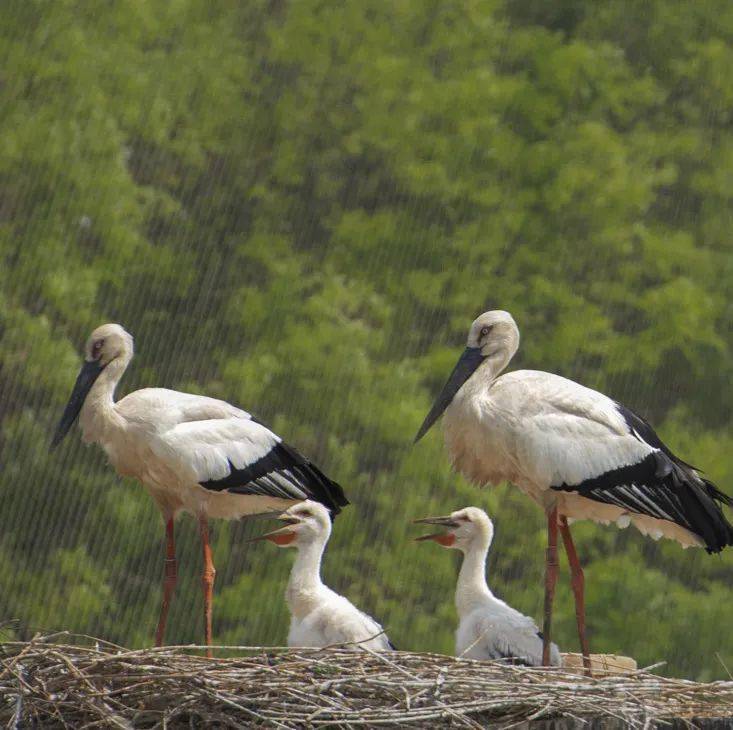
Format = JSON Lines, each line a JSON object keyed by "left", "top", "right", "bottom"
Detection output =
{"left": 251, "top": 500, "right": 394, "bottom": 651}
{"left": 415, "top": 506, "right": 561, "bottom": 666}
{"left": 414, "top": 310, "right": 733, "bottom": 670}
{"left": 52, "top": 323, "right": 348, "bottom": 655}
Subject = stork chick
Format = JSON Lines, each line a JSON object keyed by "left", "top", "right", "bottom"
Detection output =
{"left": 252, "top": 501, "right": 393, "bottom": 651}
{"left": 416, "top": 507, "right": 561, "bottom": 666}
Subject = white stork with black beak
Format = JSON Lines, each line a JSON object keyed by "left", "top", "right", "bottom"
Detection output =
{"left": 251, "top": 501, "right": 394, "bottom": 651}
{"left": 415, "top": 507, "right": 561, "bottom": 666}
{"left": 52, "top": 323, "right": 348, "bottom": 655}
{"left": 414, "top": 310, "right": 733, "bottom": 670}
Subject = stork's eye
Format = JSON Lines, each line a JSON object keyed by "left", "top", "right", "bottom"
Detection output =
{"left": 480, "top": 325, "right": 493, "bottom": 338}
{"left": 92, "top": 339, "right": 105, "bottom": 358}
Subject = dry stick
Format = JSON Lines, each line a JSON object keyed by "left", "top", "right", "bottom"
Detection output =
{"left": 10, "top": 663, "right": 25, "bottom": 730}
{"left": 2, "top": 639, "right": 732, "bottom": 728}
{"left": 361, "top": 645, "right": 480, "bottom": 729}
{"left": 0, "top": 641, "right": 39, "bottom": 682}
{"left": 201, "top": 687, "right": 291, "bottom": 729}
{"left": 716, "top": 652, "right": 733, "bottom": 681}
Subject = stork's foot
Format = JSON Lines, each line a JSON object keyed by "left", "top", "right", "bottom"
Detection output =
{"left": 199, "top": 514, "right": 216, "bottom": 658}
{"left": 560, "top": 516, "right": 591, "bottom": 676}
{"left": 155, "top": 517, "right": 177, "bottom": 647}
{"left": 542, "top": 507, "right": 559, "bottom": 666}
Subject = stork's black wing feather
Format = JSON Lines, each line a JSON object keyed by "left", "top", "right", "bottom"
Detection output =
{"left": 200, "top": 440, "right": 349, "bottom": 517}
{"left": 552, "top": 403, "right": 733, "bottom": 553}
{"left": 485, "top": 644, "right": 541, "bottom": 667}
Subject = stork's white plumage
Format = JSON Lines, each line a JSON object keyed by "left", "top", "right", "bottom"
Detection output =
{"left": 53, "top": 324, "right": 348, "bottom": 654}
{"left": 416, "top": 507, "right": 561, "bottom": 666}
{"left": 252, "top": 501, "right": 393, "bottom": 652}
{"left": 415, "top": 310, "right": 733, "bottom": 668}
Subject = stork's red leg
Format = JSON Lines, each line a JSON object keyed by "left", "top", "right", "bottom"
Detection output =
{"left": 542, "top": 506, "right": 559, "bottom": 666}
{"left": 155, "top": 516, "right": 177, "bottom": 647}
{"left": 198, "top": 514, "right": 216, "bottom": 658}
{"left": 560, "top": 515, "right": 591, "bottom": 675}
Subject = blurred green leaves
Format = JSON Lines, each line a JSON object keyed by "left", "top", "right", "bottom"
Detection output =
{"left": 0, "top": 0, "right": 731, "bottom": 679}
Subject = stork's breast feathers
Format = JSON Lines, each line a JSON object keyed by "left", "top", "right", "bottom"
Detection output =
{"left": 443, "top": 391, "right": 519, "bottom": 487}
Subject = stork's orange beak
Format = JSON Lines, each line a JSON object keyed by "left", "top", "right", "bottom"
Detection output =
{"left": 413, "top": 515, "right": 459, "bottom": 546}
{"left": 415, "top": 532, "right": 456, "bottom": 547}
{"left": 248, "top": 525, "right": 297, "bottom": 545}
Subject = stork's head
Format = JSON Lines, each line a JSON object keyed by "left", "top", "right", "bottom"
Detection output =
{"left": 83, "top": 323, "right": 134, "bottom": 367}
{"left": 465, "top": 310, "right": 519, "bottom": 358}
{"left": 414, "top": 506, "right": 494, "bottom": 552}
{"left": 250, "top": 500, "right": 332, "bottom": 548}
{"left": 52, "top": 323, "right": 134, "bottom": 448}
{"left": 414, "top": 310, "right": 520, "bottom": 443}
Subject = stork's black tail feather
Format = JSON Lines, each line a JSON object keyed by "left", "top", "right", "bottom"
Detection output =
{"left": 703, "top": 478, "right": 733, "bottom": 508}
{"left": 698, "top": 477, "right": 733, "bottom": 553}
{"left": 592, "top": 403, "right": 733, "bottom": 554}
{"left": 200, "top": 439, "right": 349, "bottom": 518}
{"left": 294, "top": 456, "right": 350, "bottom": 518}
{"left": 267, "top": 440, "right": 349, "bottom": 518}
{"left": 669, "top": 460, "right": 733, "bottom": 554}
{"left": 553, "top": 448, "right": 733, "bottom": 554}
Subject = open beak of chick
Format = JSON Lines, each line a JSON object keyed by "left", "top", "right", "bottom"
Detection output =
{"left": 249, "top": 515, "right": 300, "bottom": 546}
{"left": 413, "top": 515, "right": 459, "bottom": 547}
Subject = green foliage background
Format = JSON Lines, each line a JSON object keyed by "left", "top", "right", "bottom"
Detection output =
{"left": 1, "top": 0, "right": 731, "bottom": 680}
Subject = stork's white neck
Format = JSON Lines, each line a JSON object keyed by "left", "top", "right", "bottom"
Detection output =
{"left": 455, "top": 536, "right": 493, "bottom": 617}
{"left": 454, "top": 352, "right": 513, "bottom": 410}
{"left": 286, "top": 536, "right": 328, "bottom": 619}
{"left": 486, "top": 346, "right": 514, "bottom": 380}
{"left": 79, "top": 356, "right": 129, "bottom": 442}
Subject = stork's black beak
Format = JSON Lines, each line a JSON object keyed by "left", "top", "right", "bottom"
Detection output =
{"left": 51, "top": 360, "right": 105, "bottom": 449}
{"left": 414, "top": 346, "right": 485, "bottom": 443}
{"left": 413, "top": 516, "right": 460, "bottom": 528}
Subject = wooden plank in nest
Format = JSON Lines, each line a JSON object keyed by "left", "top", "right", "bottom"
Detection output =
{"left": 562, "top": 652, "right": 637, "bottom": 675}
